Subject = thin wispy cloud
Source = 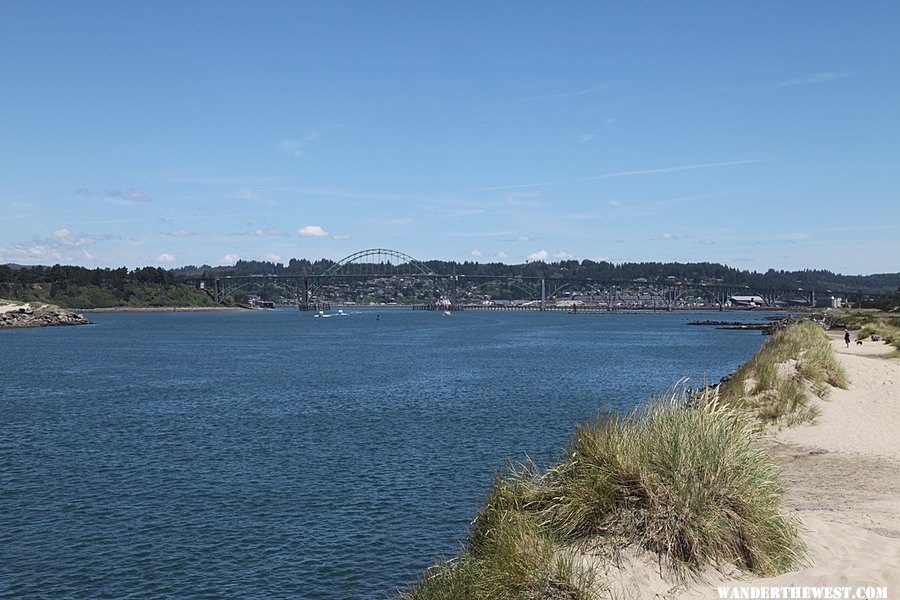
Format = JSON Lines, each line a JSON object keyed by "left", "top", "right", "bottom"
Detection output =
{"left": 279, "top": 132, "right": 319, "bottom": 157}
{"left": 236, "top": 187, "right": 276, "bottom": 206}
{"left": 778, "top": 72, "right": 856, "bottom": 87}
{"left": 464, "top": 160, "right": 766, "bottom": 197}
{"left": 274, "top": 186, "right": 414, "bottom": 202}
{"left": 494, "top": 234, "right": 534, "bottom": 243}
{"left": 236, "top": 228, "right": 286, "bottom": 237}
{"left": 105, "top": 189, "right": 152, "bottom": 204}
{"left": 586, "top": 159, "right": 771, "bottom": 180}
{"left": 167, "top": 175, "right": 288, "bottom": 186}
{"left": 562, "top": 190, "right": 748, "bottom": 220}
{"left": 464, "top": 181, "right": 555, "bottom": 193}
{"left": 528, "top": 84, "right": 607, "bottom": 101}
{"left": 164, "top": 229, "right": 196, "bottom": 237}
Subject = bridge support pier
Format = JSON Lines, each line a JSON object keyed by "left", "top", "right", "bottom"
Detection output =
{"left": 540, "top": 277, "right": 546, "bottom": 311}
{"left": 300, "top": 271, "right": 310, "bottom": 311}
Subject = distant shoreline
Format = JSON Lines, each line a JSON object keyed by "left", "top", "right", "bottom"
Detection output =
{"left": 81, "top": 306, "right": 247, "bottom": 313}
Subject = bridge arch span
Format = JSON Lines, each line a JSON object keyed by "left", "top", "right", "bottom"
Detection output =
{"left": 309, "top": 248, "right": 449, "bottom": 299}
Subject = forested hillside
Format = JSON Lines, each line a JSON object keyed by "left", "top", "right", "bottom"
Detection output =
{"left": 2, "top": 259, "right": 898, "bottom": 309}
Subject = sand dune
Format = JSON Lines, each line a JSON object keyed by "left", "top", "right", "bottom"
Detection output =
{"left": 596, "top": 332, "right": 900, "bottom": 599}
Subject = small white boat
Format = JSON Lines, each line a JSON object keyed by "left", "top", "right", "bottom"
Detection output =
{"left": 442, "top": 310, "right": 452, "bottom": 317}
{"left": 314, "top": 310, "right": 333, "bottom": 318}
{"left": 337, "top": 309, "right": 348, "bottom": 317}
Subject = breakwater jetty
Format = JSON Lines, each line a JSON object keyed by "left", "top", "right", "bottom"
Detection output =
{"left": 0, "top": 302, "right": 91, "bottom": 328}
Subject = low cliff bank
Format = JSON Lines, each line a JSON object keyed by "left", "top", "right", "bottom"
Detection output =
{"left": 0, "top": 301, "right": 91, "bottom": 328}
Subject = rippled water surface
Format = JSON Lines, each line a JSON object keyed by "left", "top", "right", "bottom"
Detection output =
{"left": 1, "top": 309, "right": 771, "bottom": 598}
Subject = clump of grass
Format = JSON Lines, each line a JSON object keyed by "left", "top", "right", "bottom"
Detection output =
{"left": 717, "top": 321, "right": 848, "bottom": 425}
{"left": 398, "top": 390, "right": 805, "bottom": 598}
{"left": 399, "top": 499, "right": 594, "bottom": 600}
{"left": 514, "top": 393, "right": 805, "bottom": 579}
{"left": 857, "top": 320, "right": 900, "bottom": 357}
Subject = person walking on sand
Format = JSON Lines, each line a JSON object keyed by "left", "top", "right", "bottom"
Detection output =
{"left": 844, "top": 330, "right": 851, "bottom": 348}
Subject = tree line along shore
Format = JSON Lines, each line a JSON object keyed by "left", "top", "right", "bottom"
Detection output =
{"left": 1, "top": 262, "right": 898, "bottom": 310}
{"left": 395, "top": 318, "right": 900, "bottom": 599}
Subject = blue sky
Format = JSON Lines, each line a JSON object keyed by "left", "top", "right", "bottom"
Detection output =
{"left": 1, "top": 2, "right": 898, "bottom": 274}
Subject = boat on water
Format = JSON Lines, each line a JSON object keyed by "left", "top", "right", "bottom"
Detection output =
{"left": 337, "top": 309, "right": 348, "bottom": 317}
{"left": 442, "top": 310, "right": 452, "bottom": 316}
{"left": 314, "top": 310, "right": 333, "bottom": 318}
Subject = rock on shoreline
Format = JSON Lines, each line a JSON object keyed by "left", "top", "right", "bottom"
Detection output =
{"left": 0, "top": 303, "right": 91, "bottom": 328}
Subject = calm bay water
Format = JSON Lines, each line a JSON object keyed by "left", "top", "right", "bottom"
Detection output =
{"left": 1, "top": 309, "right": 770, "bottom": 599}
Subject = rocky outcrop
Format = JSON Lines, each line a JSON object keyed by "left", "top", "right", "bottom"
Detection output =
{"left": 0, "top": 303, "right": 91, "bottom": 328}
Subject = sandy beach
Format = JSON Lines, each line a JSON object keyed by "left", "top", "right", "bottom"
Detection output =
{"left": 596, "top": 331, "right": 900, "bottom": 598}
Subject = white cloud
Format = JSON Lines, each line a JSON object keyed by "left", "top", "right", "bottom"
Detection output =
{"left": 222, "top": 254, "right": 240, "bottom": 265}
{"left": 515, "top": 235, "right": 532, "bottom": 242}
{"left": 156, "top": 253, "right": 176, "bottom": 263}
{"left": 527, "top": 250, "right": 549, "bottom": 261}
{"left": 778, "top": 72, "right": 856, "bottom": 87}
{"left": 298, "top": 225, "right": 328, "bottom": 238}
{"left": 332, "top": 234, "right": 351, "bottom": 241}
{"left": 553, "top": 251, "right": 575, "bottom": 260}
{"left": 576, "top": 133, "right": 596, "bottom": 143}
{"left": 660, "top": 233, "right": 679, "bottom": 240}
{"left": 166, "top": 229, "right": 195, "bottom": 237}
{"left": 0, "top": 228, "right": 103, "bottom": 264}
{"left": 470, "top": 249, "right": 484, "bottom": 258}
{"left": 496, "top": 251, "right": 509, "bottom": 260}
{"left": 263, "top": 253, "right": 281, "bottom": 262}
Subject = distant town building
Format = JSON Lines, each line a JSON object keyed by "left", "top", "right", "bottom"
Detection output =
{"left": 729, "top": 295, "right": 766, "bottom": 307}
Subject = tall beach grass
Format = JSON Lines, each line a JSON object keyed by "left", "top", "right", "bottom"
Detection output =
{"left": 396, "top": 322, "right": 846, "bottom": 598}
{"left": 397, "top": 388, "right": 805, "bottom": 599}
{"left": 716, "top": 321, "right": 848, "bottom": 426}
{"left": 856, "top": 320, "right": 900, "bottom": 357}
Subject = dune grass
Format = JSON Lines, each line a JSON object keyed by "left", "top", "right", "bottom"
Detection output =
{"left": 856, "top": 320, "right": 900, "bottom": 357}
{"left": 716, "top": 321, "right": 848, "bottom": 426}
{"left": 397, "top": 389, "right": 804, "bottom": 599}
{"left": 398, "top": 503, "right": 593, "bottom": 600}
{"left": 397, "top": 324, "right": 842, "bottom": 598}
